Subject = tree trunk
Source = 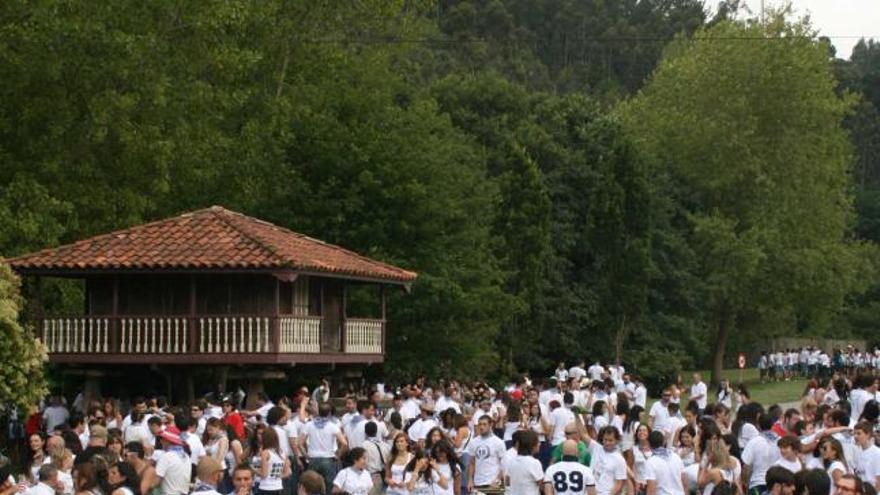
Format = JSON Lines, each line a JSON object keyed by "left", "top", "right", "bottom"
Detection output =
{"left": 614, "top": 315, "right": 628, "bottom": 367}
{"left": 710, "top": 305, "right": 731, "bottom": 388}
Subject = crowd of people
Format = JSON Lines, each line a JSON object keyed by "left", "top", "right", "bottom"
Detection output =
{"left": 2, "top": 360, "right": 880, "bottom": 495}
{"left": 757, "top": 347, "right": 880, "bottom": 383}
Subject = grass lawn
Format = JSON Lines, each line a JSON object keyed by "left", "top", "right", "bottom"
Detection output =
{"left": 645, "top": 368, "right": 806, "bottom": 411}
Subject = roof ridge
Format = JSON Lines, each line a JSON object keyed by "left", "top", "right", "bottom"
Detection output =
{"left": 219, "top": 209, "right": 417, "bottom": 277}
{"left": 208, "top": 208, "right": 288, "bottom": 267}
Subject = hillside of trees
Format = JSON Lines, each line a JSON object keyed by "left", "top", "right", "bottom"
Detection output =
{"left": 1, "top": 0, "right": 878, "bottom": 385}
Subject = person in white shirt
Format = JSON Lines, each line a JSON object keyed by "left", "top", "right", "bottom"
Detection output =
{"left": 763, "top": 466, "right": 796, "bottom": 495}
{"left": 549, "top": 395, "right": 577, "bottom": 447}
{"left": 540, "top": 379, "right": 561, "bottom": 407}
{"left": 633, "top": 378, "right": 648, "bottom": 409}
{"left": 650, "top": 389, "right": 672, "bottom": 432}
{"left": 556, "top": 363, "right": 570, "bottom": 383}
{"left": 299, "top": 403, "right": 349, "bottom": 492}
{"left": 689, "top": 374, "right": 708, "bottom": 414}
{"left": 176, "top": 415, "right": 206, "bottom": 468}
{"left": 586, "top": 426, "right": 628, "bottom": 495}
{"left": 467, "top": 414, "right": 506, "bottom": 491}
{"left": 854, "top": 421, "right": 880, "bottom": 492}
{"left": 42, "top": 397, "right": 69, "bottom": 433}
{"left": 505, "top": 430, "right": 544, "bottom": 495}
{"left": 26, "top": 465, "right": 63, "bottom": 495}
{"left": 588, "top": 363, "right": 605, "bottom": 382}
{"left": 408, "top": 404, "right": 439, "bottom": 447}
{"left": 436, "top": 386, "right": 462, "bottom": 415}
{"left": 740, "top": 416, "right": 781, "bottom": 493}
{"left": 405, "top": 450, "right": 449, "bottom": 495}
{"left": 644, "top": 431, "right": 686, "bottom": 495}
{"left": 544, "top": 440, "right": 597, "bottom": 495}
{"left": 363, "top": 422, "right": 391, "bottom": 495}
{"left": 569, "top": 362, "right": 587, "bottom": 382}
{"left": 334, "top": 447, "right": 374, "bottom": 495}
{"left": 154, "top": 430, "right": 191, "bottom": 495}
{"left": 351, "top": 402, "right": 390, "bottom": 448}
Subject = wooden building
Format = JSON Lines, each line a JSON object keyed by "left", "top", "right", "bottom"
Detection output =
{"left": 7, "top": 206, "right": 417, "bottom": 401}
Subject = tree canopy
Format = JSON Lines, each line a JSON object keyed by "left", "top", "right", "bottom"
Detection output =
{"left": 0, "top": 1, "right": 876, "bottom": 386}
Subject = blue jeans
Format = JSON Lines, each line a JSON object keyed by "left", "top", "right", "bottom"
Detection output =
{"left": 309, "top": 457, "right": 338, "bottom": 493}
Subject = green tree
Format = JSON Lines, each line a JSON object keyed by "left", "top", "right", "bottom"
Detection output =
{"left": 620, "top": 13, "right": 866, "bottom": 384}
{"left": 0, "top": 260, "right": 48, "bottom": 411}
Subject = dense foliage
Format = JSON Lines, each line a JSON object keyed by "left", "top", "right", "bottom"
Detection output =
{"left": 0, "top": 1, "right": 876, "bottom": 385}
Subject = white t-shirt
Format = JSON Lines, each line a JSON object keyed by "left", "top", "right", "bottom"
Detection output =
{"left": 502, "top": 447, "right": 518, "bottom": 475}
{"left": 649, "top": 402, "right": 670, "bottom": 432}
{"left": 334, "top": 467, "right": 373, "bottom": 495}
{"left": 405, "top": 471, "right": 442, "bottom": 495}
{"left": 183, "top": 431, "right": 207, "bottom": 465}
{"left": 689, "top": 382, "right": 708, "bottom": 409}
{"left": 155, "top": 450, "right": 192, "bottom": 495}
{"left": 545, "top": 461, "right": 596, "bottom": 495}
{"left": 589, "top": 441, "right": 628, "bottom": 495}
{"left": 738, "top": 423, "right": 759, "bottom": 450}
{"left": 506, "top": 455, "right": 544, "bottom": 495}
{"left": 773, "top": 457, "right": 803, "bottom": 473}
{"left": 634, "top": 385, "right": 647, "bottom": 409}
{"left": 851, "top": 389, "right": 869, "bottom": 425}
{"left": 43, "top": 406, "right": 70, "bottom": 432}
{"left": 644, "top": 452, "right": 685, "bottom": 495}
{"left": 467, "top": 434, "right": 506, "bottom": 486}
{"left": 855, "top": 444, "right": 880, "bottom": 487}
{"left": 303, "top": 420, "right": 341, "bottom": 458}
{"left": 408, "top": 417, "right": 438, "bottom": 444}
{"left": 550, "top": 407, "right": 576, "bottom": 446}
{"left": 741, "top": 435, "right": 781, "bottom": 489}
{"left": 273, "top": 425, "right": 292, "bottom": 458}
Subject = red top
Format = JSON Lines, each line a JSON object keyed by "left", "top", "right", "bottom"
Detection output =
{"left": 26, "top": 413, "right": 42, "bottom": 435}
{"left": 224, "top": 411, "right": 245, "bottom": 440}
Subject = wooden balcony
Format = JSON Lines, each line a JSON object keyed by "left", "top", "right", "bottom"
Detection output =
{"left": 37, "top": 314, "right": 385, "bottom": 365}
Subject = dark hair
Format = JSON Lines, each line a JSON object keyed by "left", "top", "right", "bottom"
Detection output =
{"left": 598, "top": 425, "right": 621, "bottom": 442}
{"left": 405, "top": 449, "right": 435, "bottom": 483}
{"left": 677, "top": 425, "right": 697, "bottom": 447}
{"left": 266, "top": 406, "right": 285, "bottom": 426}
{"left": 711, "top": 481, "right": 736, "bottom": 495}
{"left": 624, "top": 405, "right": 643, "bottom": 433}
{"left": 124, "top": 441, "right": 145, "bottom": 459}
{"left": 799, "top": 468, "right": 831, "bottom": 495}
{"left": 830, "top": 409, "right": 850, "bottom": 427}
{"left": 777, "top": 435, "right": 801, "bottom": 451}
{"left": 61, "top": 430, "right": 83, "bottom": 456}
{"left": 506, "top": 402, "right": 522, "bottom": 423}
{"left": 766, "top": 466, "right": 795, "bottom": 490}
{"left": 615, "top": 394, "right": 630, "bottom": 416}
{"left": 365, "top": 421, "right": 378, "bottom": 438}
{"left": 648, "top": 430, "right": 665, "bottom": 449}
{"left": 861, "top": 401, "right": 880, "bottom": 424}
{"left": 431, "top": 439, "right": 459, "bottom": 473}
{"left": 348, "top": 447, "right": 366, "bottom": 464}
{"left": 424, "top": 426, "right": 446, "bottom": 451}
{"left": 389, "top": 411, "right": 403, "bottom": 431}
{"left": 319, "top": 403, "right": 333, "bottom": 417}
{"left": 516, "top": 430, "right": 538, "bottom": 455}
{"left": 390, "top": 432, "right": 410, "bottom": 459}
{"left": 758, "top": 413, "right": 776, "bottom": 432}
{"left": 262, "top": 425, "right": 281, "bottom": 453}
{"left": 357, "top": 400, "right": 372, "bottom": 414}
{"left": 721, "top": 433, "right": 741, "bottom": 459}
{"left": 592, "top": 400, "right": 606, "bottom": 417}
{"left": 110, "top": 461, "right": 141, "bottom": 494}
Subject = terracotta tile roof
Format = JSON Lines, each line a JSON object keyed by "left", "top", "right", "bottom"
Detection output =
{"left": 6, "top": 206, "right": 417, "bottom": 283}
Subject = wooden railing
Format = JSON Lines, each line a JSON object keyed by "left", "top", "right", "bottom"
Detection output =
{"left": 120, "top": 317, "right": 188, "bottom": 353}
{"left": 38, "top": 315, "right": 384, "bottom": 355}
{"left": 199, "top": 316, "right": 271, "bottom": 353}
{"left": 42, "top": 318, "right": 110, "bottom": 353}
{"left": 344, "top": 318, "right": 384, "bottom": 353}
{"left": 279, "top": 316, "right": 321, "bottom": 353}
